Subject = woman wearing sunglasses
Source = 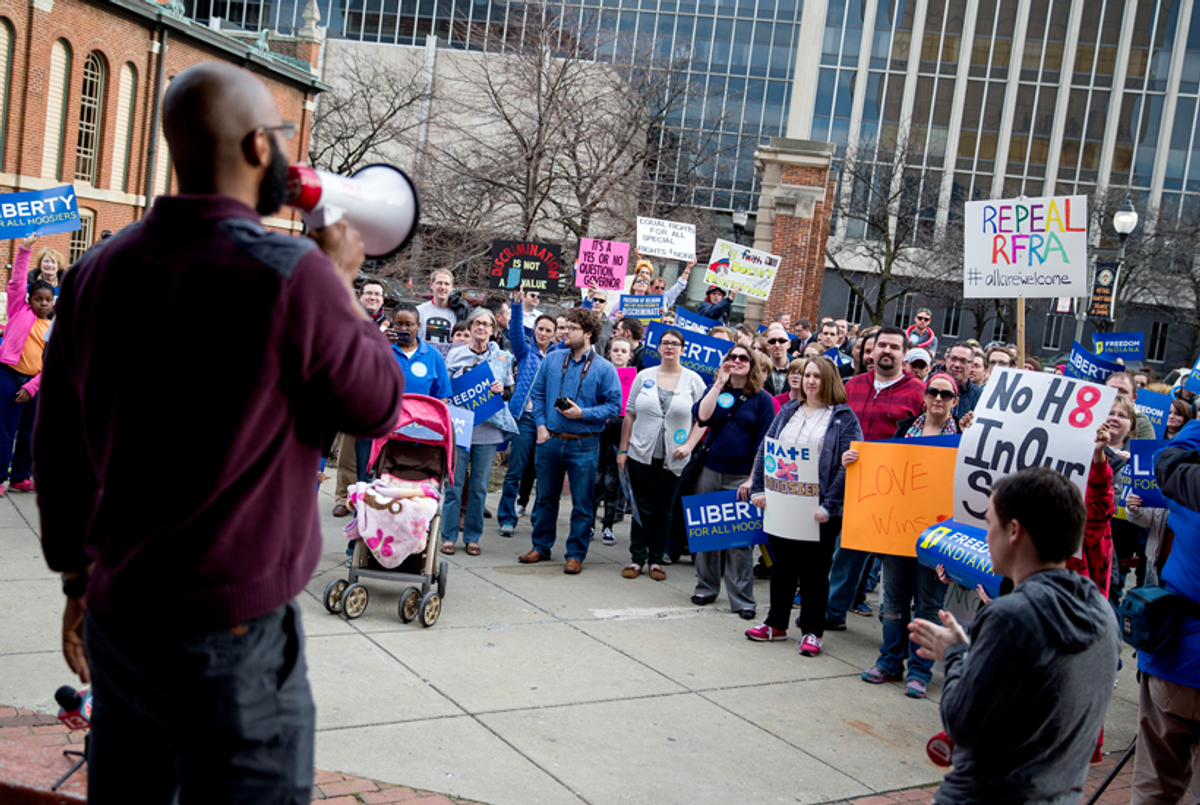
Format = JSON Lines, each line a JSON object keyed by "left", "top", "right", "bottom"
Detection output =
{"left": 687, "top": 346, "right": 777, "bottom": 618}
{"left": 746, "top": 357, "right": 862, "bottom": 656}
{"left": 841, "top": 372, "right": 959, "bottom": 698}
{"left": 617, "top": 329, "right": 707, "bottom": 580}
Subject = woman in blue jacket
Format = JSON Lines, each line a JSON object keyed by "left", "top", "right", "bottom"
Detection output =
{"left": 497, "top": 287, "right": 557, "bottom": 537}
{"left": 747, "top": 356, "right": 861, "bottom": 658}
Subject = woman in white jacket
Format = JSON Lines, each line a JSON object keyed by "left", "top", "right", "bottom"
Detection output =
{"left": 617, "top": 328, "right": 707, "bottom": 580}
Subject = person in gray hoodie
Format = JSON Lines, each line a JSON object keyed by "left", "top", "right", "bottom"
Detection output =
{"left": 910, "top": 466, "right": 1120, "bottom": 805}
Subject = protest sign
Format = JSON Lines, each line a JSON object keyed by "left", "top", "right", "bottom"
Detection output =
{"left": 449, "top": 363, "right": 503, "bottom": 423}
{"left": 0, "top": 186, "right": 81, "bottom": 238}
{"left": 879, "top": 434, "right": 962, "bottom": 447}
{"left": 447, "top": 406, "right": 475, "bottom": 450}
{"left": 953, "top": 368, "right": 1117, "bottom": 529}
{"left": 617, "top": 467, "right": 641, "bottom": 526}
{"left": 843, "top": 442, "right": 956, "bottom": 557}
{"left": 674, "top": 307, "right": 719, "bottom": 335}
{"left": 1088, "top": 260, "right": 1119, "bottom": 318}
{"left": 637, "top": 216, "right": 696, "bottom": 262}
{"left": 703, "top": 239, "right": 782, "bottom": 301}
{"left": 915, "top": 520, "right": 1004, "bottom": 600}
{"left": 943, "top": 582, "right": 988, "bottom": 630}
{"left": 1134, "top": 388, "right": 1171, "bottom": 439}
{"left": 1094, "top": 331, "right": 1145, "bottom": 361}
{"left": 963, "top": 195, "right": 1088, "bottom": 298}
{"left": 619, "top": 294, "right": 663, "bottom": 324}
{"left": 642, "top": 321, "right": 732, "bottom": 382}
{"left": 574, "top": 238, "right": 629, "bottom": 291}
{"left": 489, "top": 240, "right": 562, "bottom": 291}
{"left": 761, "top": 438, "right": 821, "bottom": 540}
{"left": 682, "top": 490, "right": 766, "bottom": 553}
{"left": 1118, "top": 439, "right": 1169, "bottom": 511}
{"left": 1064, "top": 341, "right": 1124, "bottom": 383}
{"left": 617, "top": 367, "right": 637, "bottom": 415}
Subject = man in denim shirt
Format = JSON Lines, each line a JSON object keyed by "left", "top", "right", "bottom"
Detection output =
{"left": 519, "top": 307, "right": 623, "bottom": 574}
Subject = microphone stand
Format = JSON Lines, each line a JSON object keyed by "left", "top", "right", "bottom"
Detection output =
{"left": 50, "top": 734, "right": 88, "bottom": 792}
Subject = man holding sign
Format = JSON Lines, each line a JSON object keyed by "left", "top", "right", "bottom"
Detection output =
{"left": 747, "top": 357, "right": 861, "bottom": 655}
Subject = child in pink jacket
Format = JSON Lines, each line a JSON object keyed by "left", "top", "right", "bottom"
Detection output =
{"left": 0, "top": 235, "right": 55, "bottom": 494}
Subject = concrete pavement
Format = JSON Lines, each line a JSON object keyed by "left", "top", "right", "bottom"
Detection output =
{"left": 0, "top": 482, "right": 1140, "bottom": 805}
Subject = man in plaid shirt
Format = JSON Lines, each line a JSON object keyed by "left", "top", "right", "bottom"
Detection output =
{"left": 824, "top": 326, "right": 926, "bottom": 629}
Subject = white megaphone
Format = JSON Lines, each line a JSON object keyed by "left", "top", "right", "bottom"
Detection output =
{"left": 285, "top": 163, "right": 420, "bottom": 258}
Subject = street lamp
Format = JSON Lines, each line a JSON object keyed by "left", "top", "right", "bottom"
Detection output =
{"left": 1075, "top": 199, "right": 1139, "bottom": 343}
{"left": 732, "top": 207, "right": 748, "bottom": 245}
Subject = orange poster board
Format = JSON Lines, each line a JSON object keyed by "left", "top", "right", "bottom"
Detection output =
{"left": 842, "top": 441, "right": 956, "bottom": 557}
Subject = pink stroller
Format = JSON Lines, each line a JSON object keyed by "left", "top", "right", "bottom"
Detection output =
{"left": 322, "top": 395, "right": 455, "bottom": 627}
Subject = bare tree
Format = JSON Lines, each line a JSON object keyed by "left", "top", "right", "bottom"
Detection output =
{"left": 309, "top": 47, "right": 431, "bottom": 175}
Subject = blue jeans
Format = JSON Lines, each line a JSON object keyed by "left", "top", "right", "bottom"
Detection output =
{"left": 531, "top": 435, "right": 600, "bottom": 561}
{"left": 498, "top": 411, "right": 538, "bottom": 528}
{"left": 0, "top": 367, "right": 34, "bottom": 483}
{"left": 442, "top": 442, "right": 499, "bottom": 545}
{"left": 825, "top": 540, "right": 873, "bottom": 624}
{"left": 84, "top": 602, "right": 315, "bottom": 804}
{"left": 875, "top": 555, "right": 948, "bottom": 684}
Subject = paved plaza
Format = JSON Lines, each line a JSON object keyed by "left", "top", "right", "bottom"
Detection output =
{"left": 0, "top": 483, "right": 1140, "bottom": 805}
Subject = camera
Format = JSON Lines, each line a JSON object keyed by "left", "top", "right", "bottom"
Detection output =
{"left": 554, "top": 397, "right": 573, "bottom": 412}
{"left": 392, "top": 329, "right": 412, "bottom": 346}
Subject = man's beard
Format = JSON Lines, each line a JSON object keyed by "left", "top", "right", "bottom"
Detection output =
{"left": 256, "top": 135, "right": 291, "bottom": 216}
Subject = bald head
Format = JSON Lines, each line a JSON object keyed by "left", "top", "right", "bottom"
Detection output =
{"left": 162, "top": 63, "right": 289, "bottom": 211}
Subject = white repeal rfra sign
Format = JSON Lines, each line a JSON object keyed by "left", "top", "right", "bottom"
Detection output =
{"left": 953, "top": 368, "right": 1117, "bottom": 529}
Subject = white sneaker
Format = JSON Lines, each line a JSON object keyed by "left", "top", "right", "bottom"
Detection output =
{"left": 514, "top": 504, "right": 527, "bottom": 519}
{"left": 601, "top": 527, "right": 616, "bottom": 546}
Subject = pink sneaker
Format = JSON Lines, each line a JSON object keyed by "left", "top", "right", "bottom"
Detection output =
{"left": 798, "top": 633, "right": 823, "bottom": 657}
{"left": 745, "top": 623, "right": 787, "bottom": 642}
{"left": 9, "top": 479, "right": 34, "bottom": 492}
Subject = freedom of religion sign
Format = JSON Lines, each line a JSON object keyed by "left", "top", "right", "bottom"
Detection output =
{"left": 962, "top": 195, "right": 1088, "bottom": 299}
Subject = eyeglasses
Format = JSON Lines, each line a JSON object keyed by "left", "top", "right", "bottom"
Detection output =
{"left": 562, "top": 324, "right": 582, "bottom": 333}
{"left": 256, "top": 121, "right": 298, "bottom": 140}
{"left": 925, "top": 388, "right": 958, "bottom": 400}
{"left": 767, "top": 338, "right": 790, "bottom": 345}
{"left": 725, "top": 353, "right": 751, "bottom": 363}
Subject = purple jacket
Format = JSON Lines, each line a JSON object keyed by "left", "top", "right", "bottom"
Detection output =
{"left": 1, "top": 247, "right": 43, "bottom": 395}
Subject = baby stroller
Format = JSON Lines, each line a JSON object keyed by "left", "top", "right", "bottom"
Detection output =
{"left": 322, "top": 394, "right": 455, "bottom": 627}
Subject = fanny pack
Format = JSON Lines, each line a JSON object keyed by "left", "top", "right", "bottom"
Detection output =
{"left": 1117, "top": 585, "right": 1200, "bottom": 652}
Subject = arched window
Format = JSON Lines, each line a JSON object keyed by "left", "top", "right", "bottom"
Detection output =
{"left": 110, "top": 62, "right": 136, "bottom": 192}
{"left": 74, "top": 51, "right": 106, "bottom": 184}
{"left": 0, "top": 20, "right": 14, "bottom": 172}
{"left": 42, "top": 39, "right": 71, "bottom": 180}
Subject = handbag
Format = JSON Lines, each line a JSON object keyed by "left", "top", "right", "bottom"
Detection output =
{"left": 1117, "top": 584, "right": 1200, "bottom": 652}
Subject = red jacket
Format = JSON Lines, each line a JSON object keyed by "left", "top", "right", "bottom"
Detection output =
{"left": 843, "top": 371, "right": 926, "bottom": 441}
{"left": 1068, "top": 458, "right": 1114, "bottom": 599}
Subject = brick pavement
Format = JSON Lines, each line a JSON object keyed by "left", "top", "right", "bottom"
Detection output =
{"left": 0, "top": 702, "right": 1138, "bottom": 805}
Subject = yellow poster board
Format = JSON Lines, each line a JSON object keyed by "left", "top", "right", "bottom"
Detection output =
{"left": 842, "top": 441, "right": 957, "bottom": 558}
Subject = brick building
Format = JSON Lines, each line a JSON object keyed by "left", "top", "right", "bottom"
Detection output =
{"left": 0, "top": 0, "right": 326, "bottom": 272}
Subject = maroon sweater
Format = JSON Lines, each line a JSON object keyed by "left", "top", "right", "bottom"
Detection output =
{"left": 843, "top": 371, "right": 926, "bottom": 441}
{"left": 36, "top": 196, "right": 405, "bottom": 629}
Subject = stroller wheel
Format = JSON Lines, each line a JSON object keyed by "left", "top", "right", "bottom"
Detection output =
{"left": 323, "top": 579, "right": 349, "bottom": 614}
{"left": 342, "top": 583, "right": 369, "bottom": 619}
{"left": 398, "top": 586, "right": 421, "bottom": 623}
{"left": 418, "top": 591, "right": 441, "bottom": 627}
{"left": 438, "top": 561, "right": 449, "bottom": 600}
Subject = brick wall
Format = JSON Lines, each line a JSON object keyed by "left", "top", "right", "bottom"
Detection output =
{"left": 762, "top": 166, "right": 836, "bottom": 325}
{"left": 0, "top": 0, "right": 322, "bottom": 274}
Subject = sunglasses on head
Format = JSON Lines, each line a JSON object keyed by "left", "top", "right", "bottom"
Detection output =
{"left": 925, "top": 387, "right": 957, "bottom": 400}
{"left": 725, "top": 353, "right": 751, "bottom": 363}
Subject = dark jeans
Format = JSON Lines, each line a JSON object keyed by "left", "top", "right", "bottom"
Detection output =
{"left": 0, "top": 366, "right": 34, "bottom": 483}
{"left": 84, "top": 601, "right": 315, "bottom": 804}
{"left": 498, "top": 411, "right": 537, "bottom": 527}
{"left": 876, "top": 555, "right": 948, "bottom": 684}
{"left": 595, "top": 422, "right": 624, "bottom": 527}
{"left": 627, "top": 457, "right": 679, "bottom": 566}
{"left": 518, "top": 454, "right": 536, "bottom": 507}
{"left": 825, "top": 543, "right": 874, "bottom": 624}
{"left": 531, "top": 435, "right": 600, "bottom": 560}
{"left": 765, "top": 517, "right": 841, "bottom": 635}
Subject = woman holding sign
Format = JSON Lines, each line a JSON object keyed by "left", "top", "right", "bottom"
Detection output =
{"left": 747, "top": 357, "right": 861, "bottom": 656}
{"left": 616, "top": 329, "right": 707, "bottom": 580}
{"left": 442, "top": 308, "right": 518, "bottom": 556}
{"left": 687, "top": 346, "right": 776, "bottom": 618}
{"left": 843, "top": 372, "right": 959, "bottom": 698}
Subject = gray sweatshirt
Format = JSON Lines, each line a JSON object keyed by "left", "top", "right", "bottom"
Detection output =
{"left": 934, "top": 568, "right": 1120, "bottom": 805}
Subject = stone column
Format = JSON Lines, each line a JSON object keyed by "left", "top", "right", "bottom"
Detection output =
{"left": 748, "top": 138, "right": 836, "bottom": 327}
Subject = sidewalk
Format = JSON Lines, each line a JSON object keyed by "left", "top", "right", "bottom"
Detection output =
{"left": 0, "top": 482, "right": 1142, "bottom": 805}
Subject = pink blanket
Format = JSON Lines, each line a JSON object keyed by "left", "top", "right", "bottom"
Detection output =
{"left": 345, "top": 478, "right": 440, "bottom": 568}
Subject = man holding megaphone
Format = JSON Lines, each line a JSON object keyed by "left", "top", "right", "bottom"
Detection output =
{"left": 36, "top": 63, "right": 406, "bottom": 804}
